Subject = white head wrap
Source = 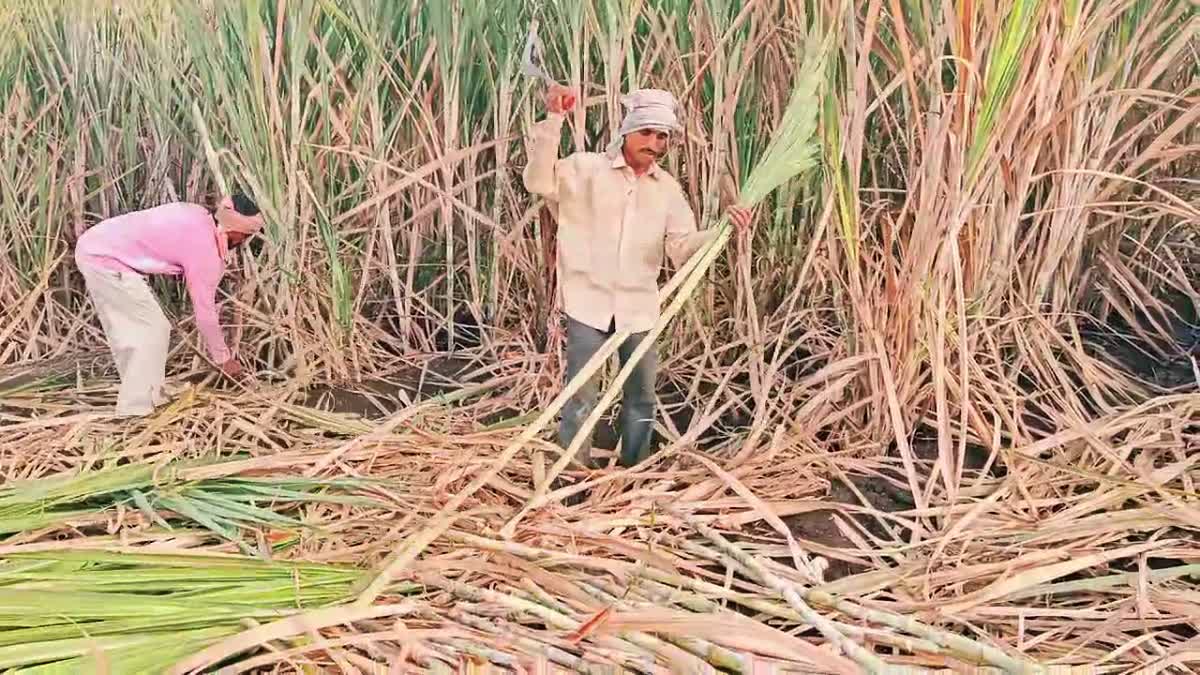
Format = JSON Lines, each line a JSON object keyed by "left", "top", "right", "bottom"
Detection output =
{"left": 607, "top": 88, "right": 682, "bottom": 154}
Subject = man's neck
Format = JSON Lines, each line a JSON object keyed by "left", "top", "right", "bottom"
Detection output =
{"left": 632, "top": 165, "right": 651, "bottom": 176}
{"left": 623, "top": 151, "right": 654, "bottom": 176}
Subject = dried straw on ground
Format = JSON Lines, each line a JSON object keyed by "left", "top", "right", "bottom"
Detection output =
{"left": 0, "top": 367, "right": 1196, "bottom": 673}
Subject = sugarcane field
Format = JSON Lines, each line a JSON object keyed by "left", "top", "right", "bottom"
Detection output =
{"left": 1, "top": 0, "right": 1198, "bottom": 673}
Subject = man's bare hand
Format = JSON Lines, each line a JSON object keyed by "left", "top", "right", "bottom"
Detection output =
{"left": 728, "top": 205, "right": 755, "bottom": 234}
{"left": 219, "top": 358, "right": 243, "bottom": 380}
{"left": 546, "top": 84, "right": 577, "bottom": 114}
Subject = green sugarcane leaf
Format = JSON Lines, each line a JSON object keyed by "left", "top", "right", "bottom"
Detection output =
{"left": 128, "top": 489, "right": 172, "bottom": 530}
{"left": 152, "top": 496, "right": 251, "bottom": 554}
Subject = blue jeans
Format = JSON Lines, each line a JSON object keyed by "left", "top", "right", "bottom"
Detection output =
{"left": 558, "top": 316, "right": 657, "bottom": 468}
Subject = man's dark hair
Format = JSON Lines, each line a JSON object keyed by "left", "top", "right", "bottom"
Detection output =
{"left": 231, "top": 192, "right": 260, "bottom": 217}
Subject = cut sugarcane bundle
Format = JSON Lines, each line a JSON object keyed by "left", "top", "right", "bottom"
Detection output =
{"left": 0, "top": 458, "right": 379, "bottom": 555}
{"left": 0, "top": 548, "right": 416, "bottom": 675}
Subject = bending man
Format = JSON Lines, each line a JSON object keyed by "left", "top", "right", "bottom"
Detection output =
{"left": 523, "top": 85, "right": 753, "bottom": 469}
{"left": 74, "top": 194, "right": 265, "bottom": 416}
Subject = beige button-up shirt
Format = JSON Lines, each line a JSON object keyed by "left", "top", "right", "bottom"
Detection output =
{"left": 522, "top": 112, "right": 714, "bottom": 334}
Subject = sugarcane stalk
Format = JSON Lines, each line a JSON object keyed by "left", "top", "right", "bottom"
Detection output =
{"left": 573, "top": 578, "right": 751, "bottom": 674}
{"left": 672, "top": 511, "right": 888, "bottom": 673}
{"left": 448, "top": 530, "right": 944, "bottom": 660}
{"left": 452, "top": 527, "right": 1003, "bottom": 670}
{"left": 445, "top": 528, "right": 1062, "bottom": 672}
{"left": 667, "top": 533, "right": 1042, "bottom": 672}
{"left": 518, "top": 578, "right": 579, "bottom": 617}
{"left": 416, "top": 573, "right": 664, "bottom": 673}
{"left": 1006, "top": 563, "right": 1200, "bottom": 601}
{"left": 430, "top": 637, "right": 525, "bottom": 669}
{"left": 449, "top": 610, "right": 610, "bottom": 674}
{"left": 351, "top": 323, "right": 646, "bottom": 604}
{"left": 192, "top": 101, "right": 228, "bottom": 196}
{"left": 633, "top": 577, "right": 946, "bottom": 658}
{"left": 679, "top": 512, "right": 1046, "bottom": 674}
{"left": 305, "top": 377, "right": 507, "bottom": 477}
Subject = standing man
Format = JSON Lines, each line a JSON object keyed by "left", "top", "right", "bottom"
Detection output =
{"left": 523, "top": 85, "right": 754, "bottom": 469}
{"left": 73, "top": 194, "right": 265, "bottom": 417}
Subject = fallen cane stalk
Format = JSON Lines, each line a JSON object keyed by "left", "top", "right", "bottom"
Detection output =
{"left": 412, "top": 652, "right": 455, "bottom": 673}
{"left": 517, "top": 579, "right": 580, "bottom": 617}
{"left": 431, "top": 638, "right": 525, "bottom": 670}
{"left": 627, "top": 577, "right": 946, "bottom": 658}
{"left": 449, "top": 610, "right": 602, "bottom": 673}
{"left": 677, "top": 512, "right": 1047, "bottom": 674}
{"left": 508, "top": 581, "right": 748, "bottom": 667}
{"left": 447, "top": 530, "right": 964, "bottom": 663}
{"left": 670, "top": 533, "right": 1036, "bottom": 670}
{"left": 448, "top": 528, "right": 1050, "bottom": 671}
{"left": 350, "top": 328, "right": 631, "bottom": 604}
{"left": 416, "top": 573, "right": 689, "bottom": 673}
{"left": 573, "top": 578, "right": 751, "bottom": 674}
{"left": 572, "top": 568, "right": 865, "bottom": 673}
{"left": 304, "top": 377, "right": 506, "bottom": 476}
{"left": 665, "top": 533, "right": 1044, "bottom": 672}
{"left": 671, "top": 510, "right": 889, "bottom": 673}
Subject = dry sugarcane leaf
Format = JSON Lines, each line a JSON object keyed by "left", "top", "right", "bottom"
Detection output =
{"left": 686, "top": 452, "right": 820, "bottom": 580}
{"left": 565, "top": 605, "right": 613, "bottom": 645}
{"left": 167, "top": 604, "right": 417, "bottom": 675}
{"left": 593, "top": 608, "right": 860, "bottom": 674}
{"left": 939, "top": 539, "right": 1173, "bottom": 615}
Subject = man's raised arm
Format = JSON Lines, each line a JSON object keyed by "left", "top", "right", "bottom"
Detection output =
{"left": 522, "top": 84, "right": 577, "bottom": 199}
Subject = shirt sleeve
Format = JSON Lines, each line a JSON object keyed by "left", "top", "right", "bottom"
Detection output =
{"left": 664, "top": 186, "right": 716, "bottom": 269}
{"left": 522, "top": 112, "right": 575, "bottom": 201}
{"left": 182, "top": 259, "right": 233, "bottom": 364}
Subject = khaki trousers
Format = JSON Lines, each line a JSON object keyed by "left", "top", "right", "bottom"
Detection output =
{"left": 78, "top": 264, "right": 170, "bottom": 416}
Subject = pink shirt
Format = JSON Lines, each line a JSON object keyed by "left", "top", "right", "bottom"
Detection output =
{"left": 75, "top": 202, "right": 232, "bottom": 363}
